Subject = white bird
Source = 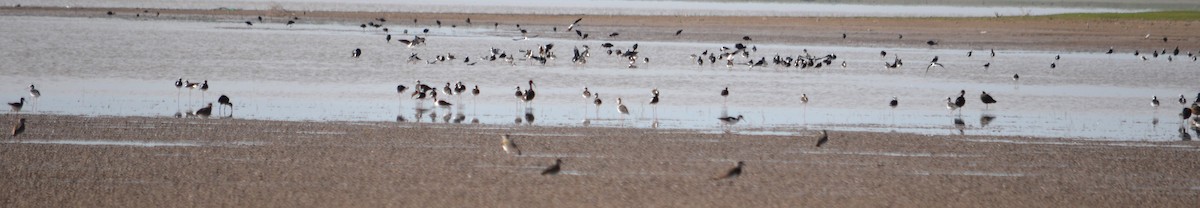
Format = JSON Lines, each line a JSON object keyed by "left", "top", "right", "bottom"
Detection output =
{"left": 616, "top": 98, "right": 629, "bottom": 115}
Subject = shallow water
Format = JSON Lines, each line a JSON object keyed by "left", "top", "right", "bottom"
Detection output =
{"left": 1, "top": 0, "right": 1150, "bottom": 17}
{"left": 1, "top": 16, "right": 1198, "bottom": 141}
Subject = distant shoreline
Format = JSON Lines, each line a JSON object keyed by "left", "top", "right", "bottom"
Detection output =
{"left": 2, "top": 6, "right": 1197, "bottom": 52}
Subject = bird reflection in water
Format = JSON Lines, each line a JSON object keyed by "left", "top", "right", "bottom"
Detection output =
{"left": 954, "top": 118, "right": 966, "bottom": 135}
{"left": 525, "top": 112, "right": 536, "bottom": 125}
{"left": 980, "top": 114, "right": 996, "bottom": 127}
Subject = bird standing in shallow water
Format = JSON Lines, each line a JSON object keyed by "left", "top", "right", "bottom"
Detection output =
{"left": 718, "top": 115, "right": 744, "bottom": 125}
{"left": 1152, "top": 96, "right": 1160, "bottom": 108}
{"left": 541, "top": 158, "right": 562, "bottom": 175}
{"left": 1179, "top": 95, "right": 1187, "bottom": 105}
{"left": 889, "top": 97, "right": 898, "bottom": 108}
{"left": 713, "top": 161, "right": 744, "bottom": 180}
{"left": 8, "top": 98, "right": 25, "bottom": 110}
{"left": 980, "top": 91, "right": 997, "bottom": 109}
{"left": 11, "top": 118, "right": 24, "bottom": 137}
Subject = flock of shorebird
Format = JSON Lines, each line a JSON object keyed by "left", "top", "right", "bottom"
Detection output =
{"left": 9, "top": 12, "right": 1200, "bottom": 152}
{"left": 500, "top": 129, "right": 830, "bottom": 179}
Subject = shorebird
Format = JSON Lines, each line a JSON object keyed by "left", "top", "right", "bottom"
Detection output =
{"left": 815, "top": 130, "right": 829, "bottom": 147}
{"left": 889, "top": 97, "right": 898, "bottom": 108}
{"left": 1182, "top": 107, "right": 1193, "bottom": 120}
{"left": 955, "top": 90, "right": 966, "bottom": 111}
{"left": 980, "top": 91, "right": 997, "bottom": 109}
{"left": 11, "top": 118, "right": 24, "bottom": 137}
{"left": 8, "top": 98, "right": 25, "bottom": 109}
{"left": 983, "top": 62, "right": 990, "bottom": 69}
{"left": 471, "top": 85, "right": 480, "bottom": 96}
{"left": 593, "top": 93, "right": 603, "bottom": 116}
{"left": 1179, "top": 94, "right": 1188, "bottom": 105}
{"left": 1013, "top": 74, "right": 1020, "bottom": 81}
{"left": 675, "top": 29, "right": 683, "bottom": 36}
{"left": 990, "top": 48, "right": 996, "bottom": 57}
{"left": 718, "top": 115, "right": 744, "bottom": 125}
{"left": 352, "top": 48, "right": 361, "bottom": 58}
{"left": 566, "top": 18, "right": 583, "bottom": 32}
{"left": 649, "top": 89, "right": 660, "bottom": 114}
{"left": 944, "top": 96, "right": 958, "bottom": 110}
{"left": 743, "top": 36, "right": 752, "bottom": 41}
{"left": 800, "top": 94, "right": 809, "bottom": 104}
{"left": 1152, "top": 96, "right": 1160, "bottom": 108}
{"left": 286, "top": 20, "right": 295, "bottom": 26}
{"left": 616, "top": 98, "right": 630, "bottom": 115}
{"left": 195, "top": 103, "right": 213, "bottom": 117}
{"left": 500, "top": 134, "right": 521, "bottom": 155}
{"left": 244, "top": 21, "right": 253, "bottom": 26}
{"left": 712, "top": 161, "right": 744, "bottom": 180}
{"left": 217, "top": 95, "right": 232, "bottom": 115}
{"left": 28, "top": 85, "right": 40, "bottom": 100}
{"left": 522, "top": 81, "right": 537, "bottom": 107}
{"left": 200, "top": 80, "right": 209, "bottom": 100}
{"left": 581, "top": 87, "right": 591, "bottom": 99}
{"left": 541, "top": 158, "right": 562, "bottom": 175}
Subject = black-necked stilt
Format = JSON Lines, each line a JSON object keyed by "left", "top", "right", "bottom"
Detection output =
{"left": 889, "top": 97, "right": 898, "bottom": 108}
{"left": 500, "top": 134, "right": 521, "bottom": 156}
{"left": 980, "top": 91, "right": 997, "bottom": 109}
{"left": 1013, "top": 74, "right": 1020, "bottom": 81}
{"left": 567, "top": 18, "right": 582, "bottom": 32}
{"left": 718, "top": 115, "right": 744, "bottom": 125}
{"left": 800, "top": 94, "right": 809, "bottom": 104}
{"left": 1106, "top": 47, "right": 1114, "bottom": 54}
{"left": 815, "top": 130, "right": 829, "bottom": 147}
{"left": 743, "top": 36, "right": 752, "bottom": 41}
{"left": 352, "top": 48, "right": 361, "bottom": 58}
{"left": 983, "top": 62, "right": 990, "bottom": 69}
{"left": 650, "top": 88, "right": 660, "bottom": 116}
{"left": 286, "top": 20, "right": 295, "bottom": 27}
{"left": 954, "top": 90, "right": 966, "bottom": 112}
{"left": 195, "top": 103, "right": 213, "bottom": 117}
{"left": 1179, "top": 95, "right": 1187, "bottom": 105}
{"left": 926, "top": 40, "right": 937, "bottom": 46}
{"left": 675, "top": 29, "right": 683, "bottom": 36}
{"left": 990, "top": 48, "right": 996, "bottom": 57}
{"left": 1182, "top": 107, "right": 1193, "bottom": 120}
{"left": 523, "top": 80, "right": 537, "bottom": 106}
{"left": 200, "top": 80, "right": 209, "bottom": 101}
{"left": 712, "top": 161, "right": 744, "bottom": 180}
{"left": 217, "top": 95, "right": 232, "bottom": 116}
{"left": 1152, "top": 96, "right": 1160, "bottom": 108}
{"left": 582, "top": 87, "right": 591, "bottom": 99}
{"left": 541, "top": 158, "right": 562, "bottom": 175}
{"left": 244, "top": 21, "right": 252, "bottom": 26}
{"left": 9, "top": 97, "right": 25, "bottom": 110}
{"left": 593, "top": 93, "right": 603, "bottom": 117}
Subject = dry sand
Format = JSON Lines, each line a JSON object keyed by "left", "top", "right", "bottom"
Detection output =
{"left": 3, "top": 7, "right": 1200, "bottom": 207}
{"left": 2, "top": 114, "right": 1199, "bottom": 207}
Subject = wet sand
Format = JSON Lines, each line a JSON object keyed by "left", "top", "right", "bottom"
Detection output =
{"left": 2, "top": 114, "right": 1199, "bottom": 207}
{"left": 2, "top": 6, "right": 1198, "bottom": 52}
{"left": 3, "top": 6, "right": 1200, "bottom": 206}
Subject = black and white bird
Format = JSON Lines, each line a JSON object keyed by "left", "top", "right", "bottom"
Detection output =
{"left": 351, "top": 48, "right": 362, "bottom": 58}
{"left": 954, "top": 90, "right": 966, "bottom": 111}
{"left": 980, "top": 91, "right": 997, "bottom": 109}
{"left": 217, "top": 95, "right": 233, "bottom": 115}
{"left": 541, "top": 158, "right": 563, "bottom": 175}
{"left": 1179, "top": 94, "right": 1188, "bottom": 105}
{"left": 8, "top": 98, "right": 24, "bottom": 109}
{"left": 718, "top": 115, "right": 744, "bottom": 125}
{"left": 889, "top": 97, "right": 898, "bottom": 108}
{"left": 712, "top": 161, "right": 744, "bottom": 180}
{"left": 1152, "top": 96, "right": 1160, "bottom": 108}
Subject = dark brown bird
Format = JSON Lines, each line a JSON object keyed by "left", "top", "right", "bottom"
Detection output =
{"left": 11, "top": 118, "right": 24, "bottom": 137}
{"left": 195, "top": 103, "right": 213, "bottom": 117}
{"left": 713, "top": 161, "right": 744, "bottom": 180}
{"left": 815, "top": 130, "right": 829, "bottom": 147}
{"left": 541, "top": 158, "right": 562, "bottom": 175}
